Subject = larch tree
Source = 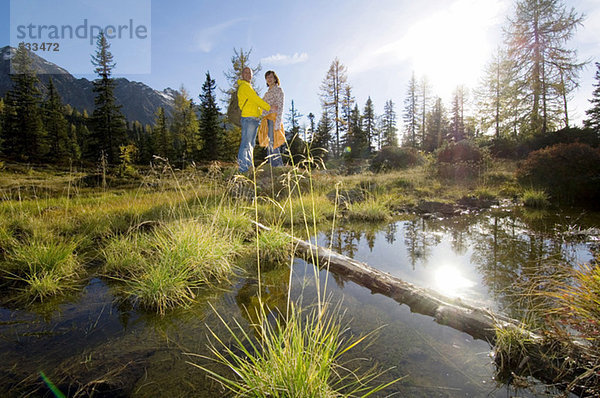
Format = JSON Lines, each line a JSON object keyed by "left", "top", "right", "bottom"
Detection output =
{"left": 320, "top": 58, "right": 348, "bottom": 157}
{"left": 584, "top": 62, "right": 600, "bottom": 135}
{"left": 199, "top": 71, "right": 224, "bottom": 161}
{"left": 89, "top": 32, "right": 127, "bottom": 164}
{"left": 505, "top": 0, "right": 585, "bottom": 135}
{"left": 476, "top": 48, "right": 517, "bottom": 138}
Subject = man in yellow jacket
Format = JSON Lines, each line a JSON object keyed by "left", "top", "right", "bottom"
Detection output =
{"left": 237, "top": 67, "right": 274, "bottom": 173}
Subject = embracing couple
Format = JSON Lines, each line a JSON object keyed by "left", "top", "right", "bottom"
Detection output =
{"left": 236, "top": 67, "right": 285, "bottom": 173}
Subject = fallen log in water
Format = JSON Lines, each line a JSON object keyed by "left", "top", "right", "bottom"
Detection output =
{"left": 253, "top": 222, "right": 598, "bottom": 395}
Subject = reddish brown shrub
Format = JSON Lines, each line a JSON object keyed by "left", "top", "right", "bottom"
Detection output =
{"left": 516, "top": 143, "right": 600, "bottom": 205}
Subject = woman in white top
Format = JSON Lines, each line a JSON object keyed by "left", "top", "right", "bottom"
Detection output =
{"left": 262, "top": 70, "right": 284, "bottom": 167}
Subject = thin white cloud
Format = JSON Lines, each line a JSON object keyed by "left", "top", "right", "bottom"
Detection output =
{"left": 193, "top": 18, "right": 246, "bottom": 53}
{"left": 261, "top": 52, "right": 309, "bottom": 65}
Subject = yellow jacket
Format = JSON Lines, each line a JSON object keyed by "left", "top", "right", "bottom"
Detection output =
{"left": 237, "top": 79, "right": 270, "bottom": 118}
{"left": 258, "top": 112, "right": 286, "bottom": 149}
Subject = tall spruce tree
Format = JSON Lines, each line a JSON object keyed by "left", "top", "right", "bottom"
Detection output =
{"left": 171, "top": 87, "right": 200, "bottom": 166}
{"left": 340, "top": 85, "right": 355, "bottom": 148}
{"left": 424, "top": 97, "right": 447, "bottom": 152}
{"left": 449, "top": 86, "right": 467, "bottom": 142}
{"left": 584, "top": 62, "right": 600, "bottom": 135}
{"left": 285, "top": 100, "right": 305, "bottom": 163}
{"left": 307, "top": 112, "right": 316, "bottom": 143}
{"left": 4, "top": 43, "right": 48, "bottom": 161}
{"left": 403, "top": 72, "right": 420, "bottom": 147}
{"left": 0, "top": 98, "right": 4, "bottom": 152}
{"left": 362, "top": 97, "right": 376, "bottom": 153}
{"left": 419, "top": 76, "right": 432, "bottom": 149}
{"left": 505, "top": 0, "right": 585, "bottom": 135}
{"left": 382, "top": 100, "right": 398, "bottom": 147}
{"left": 311, "top": 110, "right": 332, "bottom": 163}
{"left": 199, "top": 71, "right": 224, "bottom": 161}
{"left": 347, "top": 104, "right": 367, "bottom": 158}
{"left": 152, "top": 107, "right": 171, "bottom": 160}
{"left": 89, "top": 32, "right": 127, "bottom": 163}
{"left": 42, "top": 77, "right": 71, "bottom": 162}
{"left": 320, "top": 58, "right": 348, "bottom": 157}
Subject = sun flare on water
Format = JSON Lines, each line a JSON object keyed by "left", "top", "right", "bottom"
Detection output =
{"left": 434, "top": 265, "right": 475, "bottom": 298}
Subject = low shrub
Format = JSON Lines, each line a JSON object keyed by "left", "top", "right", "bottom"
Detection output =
{"left": 516, "top": 143, "right": 600, "bottom": 206}
{"left": 371, "top": 146, "right": 423, "bottom": 172}
{"left": 436, "top": 140, "right": 486, "bottom": 180}
{"left": 436, "top": 140, "right": 483, "bottom": 164}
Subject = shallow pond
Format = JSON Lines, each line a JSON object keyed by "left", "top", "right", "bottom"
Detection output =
{"left": 0, "top": 207, "right": 597, "bottom": 397}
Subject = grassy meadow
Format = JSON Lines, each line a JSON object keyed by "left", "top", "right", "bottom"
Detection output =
{"left": 1, "top": 158, "right": 597, "bottom": 396}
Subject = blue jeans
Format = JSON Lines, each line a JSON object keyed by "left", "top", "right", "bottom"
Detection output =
{"left": 238, "top": 117, "right": 260, "bottom": 173}
{"left": 267, "top": 119, "right": 283, "bottom": 167}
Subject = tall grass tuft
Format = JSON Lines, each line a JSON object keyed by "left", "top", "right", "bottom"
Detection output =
{"left": 2, "top": 237, "right": 81, "bottom": 300}
{"left": 105, "top": 220, "right": 242, "bottom": 314}
{"left": 347, "top": 198, "right": 391, "bottom": 222}
{"left": 522, "top": 189, "right": 550, "bottom": 209}
{"left": 547, "top": 263, "right": 600, "bottom": 344}
{"left": 193, "top": 303, "right": 397, "bottom": 397}
{"left": 253, "top": 227, "right": 292, "bottom": 267}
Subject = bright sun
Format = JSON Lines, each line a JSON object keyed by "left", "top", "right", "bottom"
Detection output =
{"left": 361, "top": 0, "right": 508, "bottom": 101}
{"left": 404, "top": 0, "right": 507, "bottom": 98}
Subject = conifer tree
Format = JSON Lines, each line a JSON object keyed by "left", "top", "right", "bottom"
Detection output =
{"left": 42, "top": 77, "right": 71, "bottom": 162}
{"left": 476, "top": 48, "right": 518, "bottom": 138}
{"left": 0, "top": 98, "right": 4, "bottom": 152}
{"left": 382, "top": 100, "right": 398, "bottom": 147}
{"left": 311, "top": 110, "right": 332, "bottom": 163}
{"left": 419, "top": 76, "right": 432, "bottom": 148}
{"left": 89, "top": 32, "right": 127, "bottom": 163}
{"left": 285, "top": 100, "right": 305, "bottom": 163}
{"left": 341, "top": 85, "right": 355, "bottom": 148}
{"left": 320, "top": 58, "right": 348, "bottom": 157}
{"left": 3, "top": 43, "right": 48, "bottom": 161}
{"left": 68, "top": 124, "right": 81, "bottom": 161}
{"left": 348, "top": 104, "right": 367, "bottom": 158}
{"left": 584, "top": 62, "right": 600, "bottom": 135}
{"left": 224, "top": 48, "right": 262, "bottom": 94}
{"left": 199, "top": 71, "right": 224, "bottom": 161}
{"left": 505, "top": 0, "right": 585, "bottom": 134}
{"left": 152, "top": 107, "right": 171, "bottom": 160}
{"left": 403, "top": 72, "right": 420, "bottom": 147}
{"left": 171, "top": 87, "right": 201, "bottom": 166}
{"left": 362, "top": 97, "right": 376, "bottom": 153}
{"left": 424, "top": 97, "right": 447, "bottom": 152}
{"left": 449, "top": 86, "right": 466, "bottom": 142}
{"left": 307, "top": 112, "right": 316, "bottom": 143}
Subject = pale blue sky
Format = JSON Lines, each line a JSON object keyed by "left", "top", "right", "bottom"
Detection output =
{"left": 2, "top": 0, "right": 599, "bottom": 129}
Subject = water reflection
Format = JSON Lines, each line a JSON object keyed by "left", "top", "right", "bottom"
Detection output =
{"left": 319, "top": 208, "right": 596, "bottom": 314}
